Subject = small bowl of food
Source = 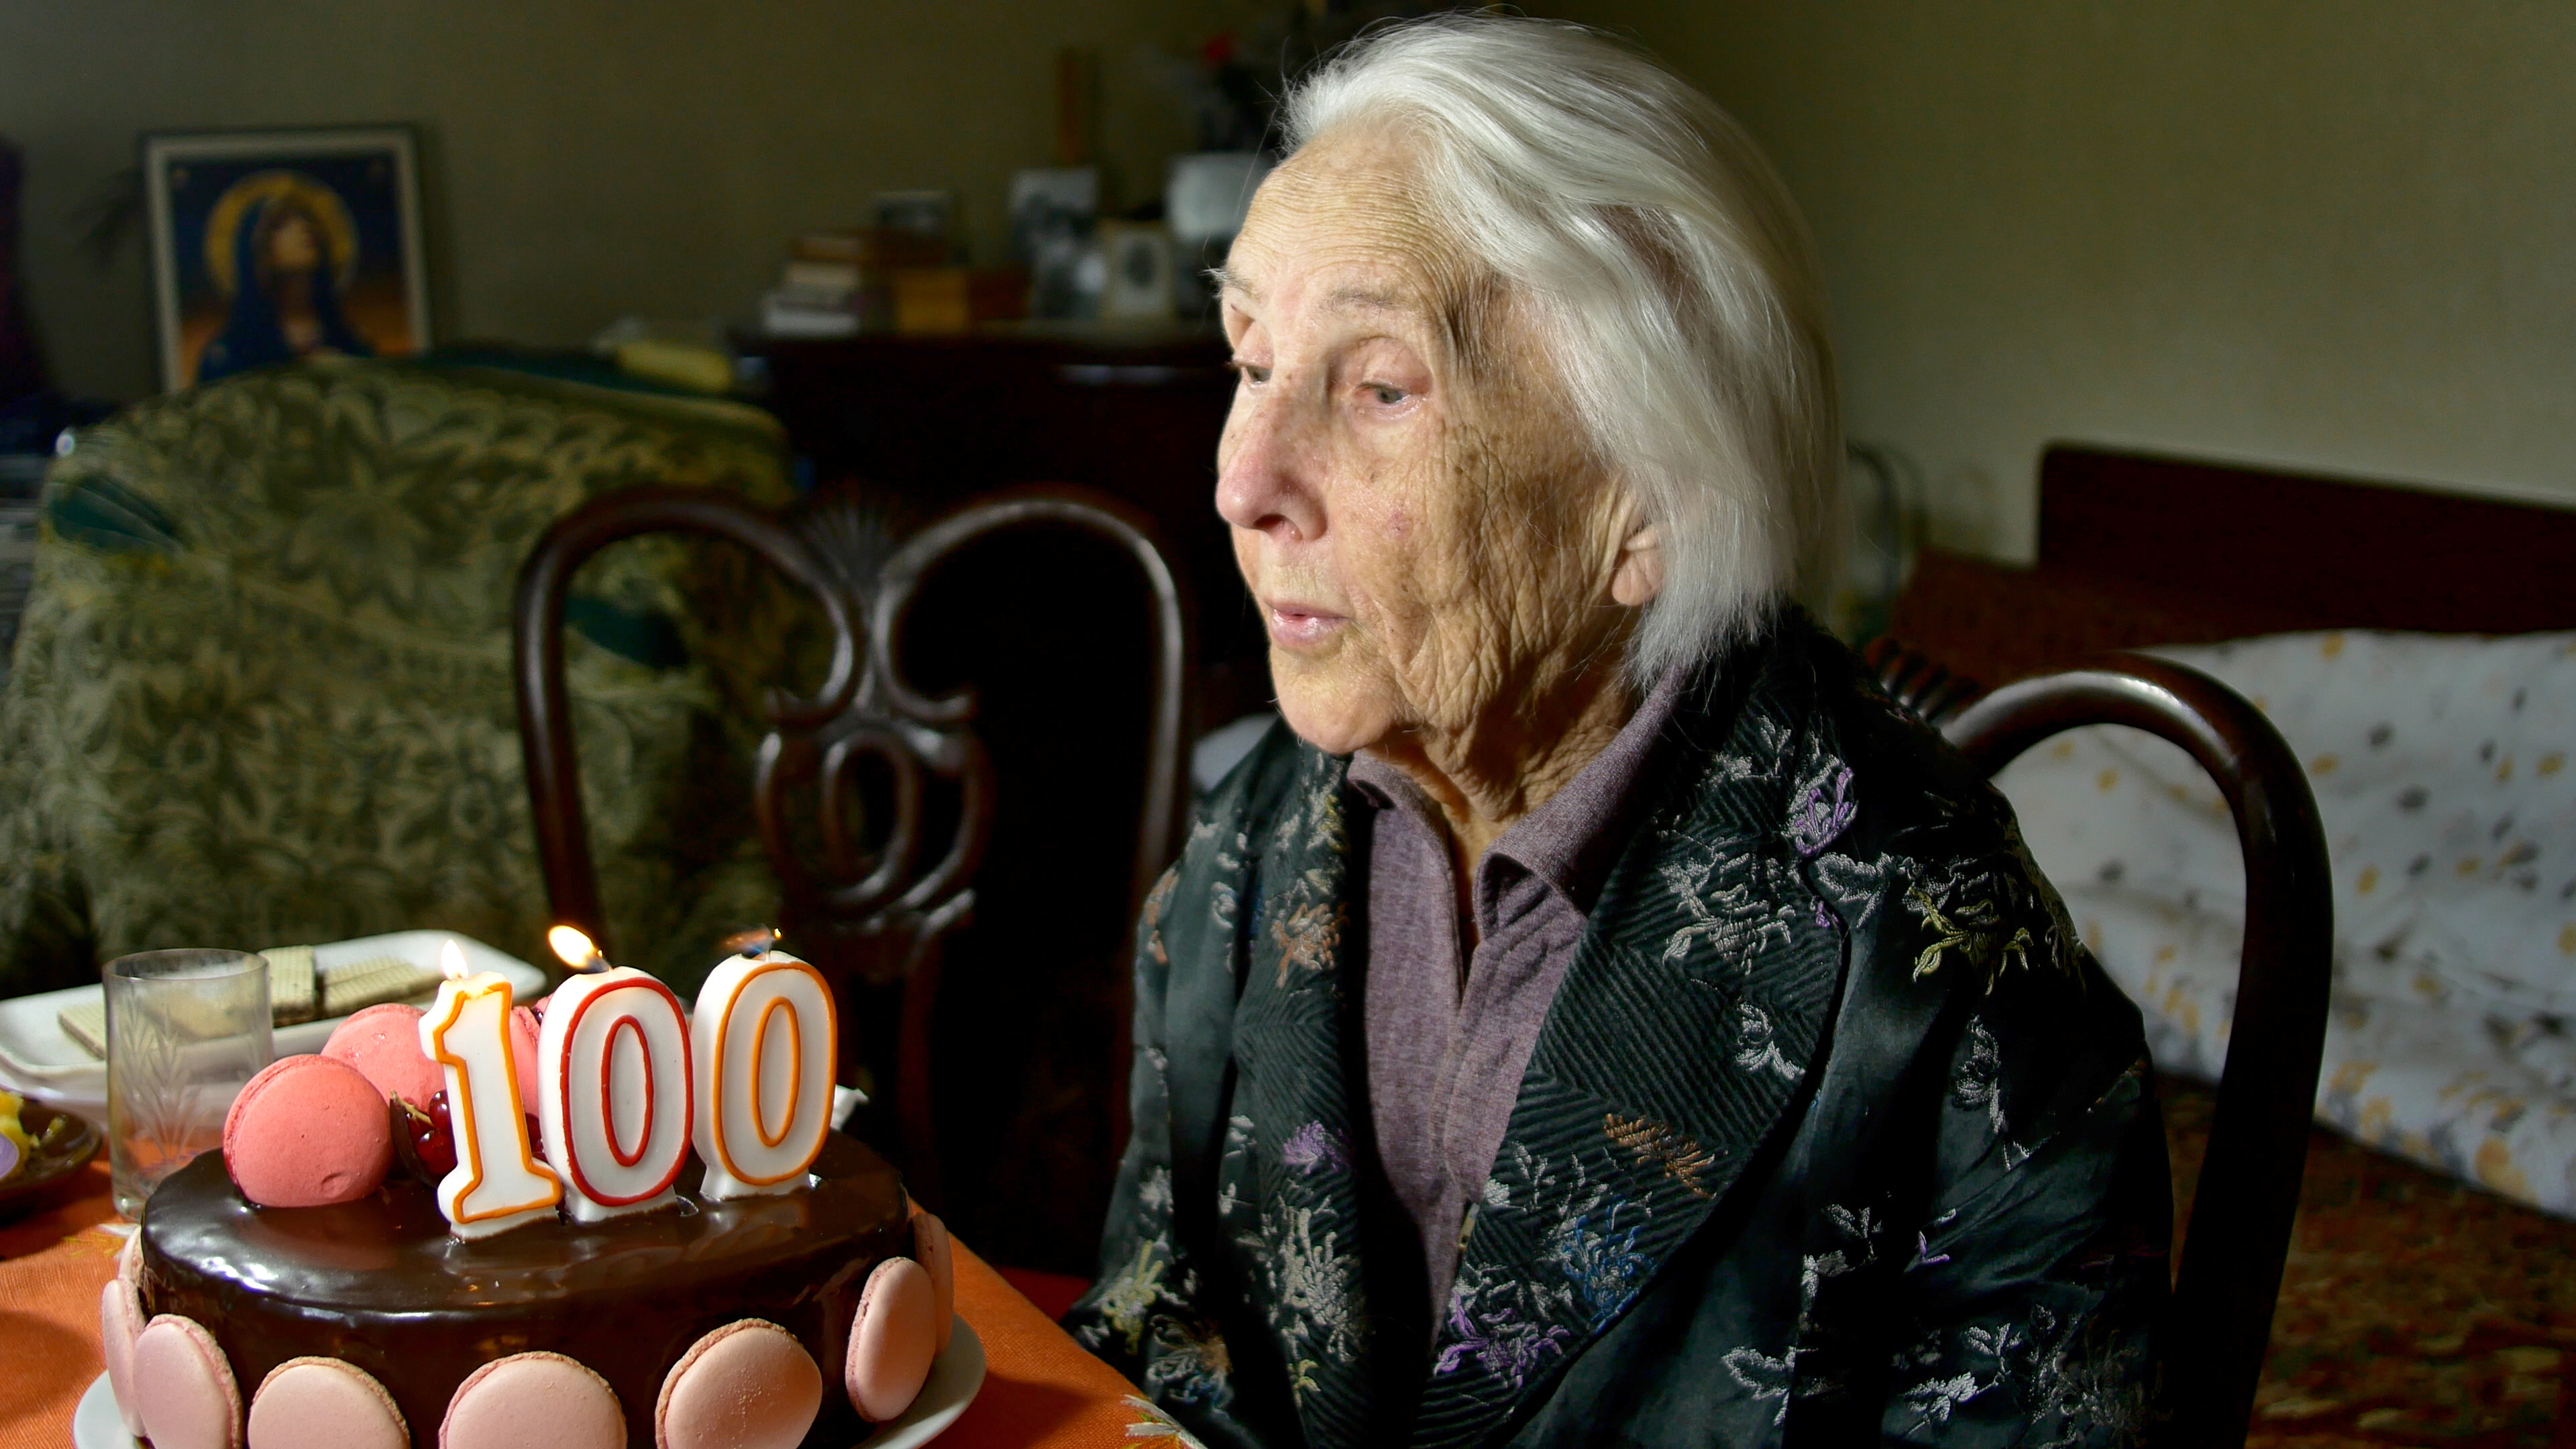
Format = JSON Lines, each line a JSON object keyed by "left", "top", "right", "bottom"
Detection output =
{"left": 0, "top": 1090, "right": 102, "bottom": 1220}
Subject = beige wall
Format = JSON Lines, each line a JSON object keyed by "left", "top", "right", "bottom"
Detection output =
{"left": 1557, "top": 1, "right": 2576, "bottom": 558}
{"left": 13, "top": 4, "right": 2573, "bottom": 554}
{"left": 1, "top": 0, "right": 1227, "bottom": 402}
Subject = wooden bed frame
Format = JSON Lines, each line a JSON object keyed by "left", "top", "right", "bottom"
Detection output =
{"left": 1886, "top": 443, "right": 2576, "bottom": 687}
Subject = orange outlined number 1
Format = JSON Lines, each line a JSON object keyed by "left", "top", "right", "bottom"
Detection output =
{"left": 421, "top": 968, "right": 561, "bottom": 1239}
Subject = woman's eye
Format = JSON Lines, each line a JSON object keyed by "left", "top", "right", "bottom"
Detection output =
{"left": 1364, "top": 383, "right": 1408, "bottom": 406}
{"left": 1228, "top": 360, "right": 1271, "bottom": 385}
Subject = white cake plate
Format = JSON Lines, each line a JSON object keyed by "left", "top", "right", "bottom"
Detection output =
{"left": 74, "top": 1317, "right": 984, "bottom": 1449}
{"left": 861, "top": 1316, "right": 987, "bottom": 1447}
{"left": 72, "top": 1372, "right": 133, "bottom": 1449}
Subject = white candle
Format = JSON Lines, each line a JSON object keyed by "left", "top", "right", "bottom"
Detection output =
{"left": 420, "top": 941, "right": 561, "bottom": 1238}
{"left": 690, "top": 949, "right": 836, "bottom": 1200}
{"left": 537, "top": 965, "right": 693, "bottom": 1224}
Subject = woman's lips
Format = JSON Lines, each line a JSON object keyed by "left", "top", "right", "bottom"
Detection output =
{"left": 1264, "top": 599, "right": 1348, "bottom": 650}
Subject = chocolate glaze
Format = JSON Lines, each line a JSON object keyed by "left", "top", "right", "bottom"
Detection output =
{"left": 140, "top": 1134, "right": 909, "bottom": 1449}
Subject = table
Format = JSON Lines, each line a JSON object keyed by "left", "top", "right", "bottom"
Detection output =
{"left": 0, "top": 1162, "right": 1165, "bottom": 1448}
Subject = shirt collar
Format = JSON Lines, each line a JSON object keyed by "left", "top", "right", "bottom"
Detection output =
{"left": 1346, "top": 663, "right": 1690, "bottom": 917}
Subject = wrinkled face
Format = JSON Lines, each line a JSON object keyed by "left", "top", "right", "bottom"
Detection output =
{"left": 1218, "top": 131, "right": 1640, "bottom": 758}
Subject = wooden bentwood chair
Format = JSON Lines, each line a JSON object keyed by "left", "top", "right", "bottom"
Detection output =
{"left": 1866, "top": 638, "right": 2334, "bottom": 1449}
{"left": 514, "top": 485, "right": 1191, "bottom": 1209}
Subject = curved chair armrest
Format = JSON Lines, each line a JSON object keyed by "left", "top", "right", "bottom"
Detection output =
{"left": 1944, "top": 654, "right": 2334, "bottom": 1448}
{"left": 513, "top": 486, "right": 860, "bottom": 957}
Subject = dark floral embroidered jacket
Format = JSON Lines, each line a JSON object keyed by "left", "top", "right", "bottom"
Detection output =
{"left": 1066, "top": 616, "right": 2171, "bottom": 1447}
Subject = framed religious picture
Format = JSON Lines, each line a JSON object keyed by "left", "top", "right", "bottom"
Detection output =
{"left": 143, "top": 125, "right": 430, "bottom": 392}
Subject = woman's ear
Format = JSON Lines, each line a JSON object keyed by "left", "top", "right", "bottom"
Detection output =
{"left": 1611, "top": 524, "right": 1663, "bottom": 607}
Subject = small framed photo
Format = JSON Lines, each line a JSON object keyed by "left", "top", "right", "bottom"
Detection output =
{"left": 1098, "top": 220, "right": 1176, "bottom": 321}
{"left": 144, "top": 125, "right": 431, "bottom": 392}
{"left": 1009, "top": 167, "right": 1099, "bottom": 319}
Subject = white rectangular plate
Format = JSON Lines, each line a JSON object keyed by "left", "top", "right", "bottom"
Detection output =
{"left": 0, "top": 930, "right": 545, "bottom": 1120}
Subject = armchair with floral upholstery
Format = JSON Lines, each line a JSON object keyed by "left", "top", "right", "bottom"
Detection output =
{"left": 0, "top": 357, "right": 805, "bottom": 998}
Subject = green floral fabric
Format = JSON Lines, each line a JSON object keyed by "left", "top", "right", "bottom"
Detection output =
{"left": 0, "top": 358, "right": 803, "bottom": 999}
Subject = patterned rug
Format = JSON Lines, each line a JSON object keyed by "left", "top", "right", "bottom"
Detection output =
{"left": 2164, "top": 1081, "right": 2576, "bottom": 1446}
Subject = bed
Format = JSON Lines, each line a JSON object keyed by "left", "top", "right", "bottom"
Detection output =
{"left": 1884, "top": 443, "right": 2576, "bottom": 1444}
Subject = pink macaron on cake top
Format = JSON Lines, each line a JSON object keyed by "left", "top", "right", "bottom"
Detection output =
{"left": 221, "top": 1054, "right": 393, "bottom": 1209}
{"left": 321, "top": 1004, "right": 443, "bottom": 1107}
{"left": 317, "top": 1001, "right": 540, "bottom": 1112}
{"left": 510, "top": 1004, "right": 542, "bottom": 1109}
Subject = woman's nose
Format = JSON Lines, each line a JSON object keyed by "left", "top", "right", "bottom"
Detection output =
{"left": 1214, "top": 386, "right": 1323, "bottom": 543}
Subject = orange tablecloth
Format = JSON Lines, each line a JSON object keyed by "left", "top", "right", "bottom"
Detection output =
{"left": 0, "top": 1161, "right": 1162, "bottom": 1448}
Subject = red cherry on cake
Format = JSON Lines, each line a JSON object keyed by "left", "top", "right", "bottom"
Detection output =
{"left": 321, "top": 1004, "right": 442, "bottom": 1108}
{"left": 389, "top": 1093, "right": 550, "bottom": 1183}
{"left": 395, "top": 1092, "right": 460, "bottom": 1183}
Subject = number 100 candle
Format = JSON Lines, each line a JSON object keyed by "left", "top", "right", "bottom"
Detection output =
{"left": 421, "top": 930, "right": 842, "bottom": 1236}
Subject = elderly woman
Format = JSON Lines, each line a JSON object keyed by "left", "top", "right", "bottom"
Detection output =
{"left": 1065, "top": 16, "right": 2167, "bottom": 1446}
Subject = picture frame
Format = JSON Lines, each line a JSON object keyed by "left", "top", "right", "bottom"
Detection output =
{"left": 1009, "top": 166, "right": 1099, "bottom": 320}
{"left": 1098, "top": 220, "right": 1176, "bottom": 321}
{"left": 144, "top": 125, "right": 430, "bottom": 392}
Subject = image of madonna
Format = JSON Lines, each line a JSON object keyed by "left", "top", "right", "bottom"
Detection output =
{"left": 193, "top": 172, "right": 375, "bottom": 383}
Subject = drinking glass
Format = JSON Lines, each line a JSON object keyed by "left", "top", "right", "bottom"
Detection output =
{"left": 106, "top": 949, "right": 272, "bottom": 1218}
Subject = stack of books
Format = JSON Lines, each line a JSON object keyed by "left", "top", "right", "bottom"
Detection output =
{"left": 759, "top": 228, "right": 951, "bottom": 338}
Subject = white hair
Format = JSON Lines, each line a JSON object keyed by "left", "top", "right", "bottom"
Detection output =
{"left": 1281, "top": 14, "right": 1842, "bottom": 684}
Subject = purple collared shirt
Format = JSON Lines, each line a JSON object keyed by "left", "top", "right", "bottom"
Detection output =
{"left": 1346, "top": 668, "right": 1686, "bottom": 1326}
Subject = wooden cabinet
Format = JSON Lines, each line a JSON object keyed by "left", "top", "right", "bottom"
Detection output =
{"left": 749, "top": 326, "right": 1269, "bottom": 717}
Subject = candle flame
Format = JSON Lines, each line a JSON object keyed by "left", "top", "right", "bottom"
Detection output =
{"left": 547, "top": 925, "right": 609, "bottom": 974}
{"left": 439, "top": 938, "right": 470, "bottom": 982}
{"left": 721, "top": 925, "right": 779, "bottom": 959}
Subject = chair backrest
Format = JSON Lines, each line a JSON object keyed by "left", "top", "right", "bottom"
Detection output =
{"left": 1871, "top": 641, "right": 2334, "bottom": 1449}
{"left": 513, "top": 484, "right": 1191, "bottom": 1205}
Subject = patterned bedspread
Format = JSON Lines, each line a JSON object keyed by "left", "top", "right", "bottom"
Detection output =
{"left": 2000, "top": 629, "right": 2576, "bottom": 1217}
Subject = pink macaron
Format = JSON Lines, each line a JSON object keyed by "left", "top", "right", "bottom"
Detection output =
{"left": 100, "top": 1277, "right": 147, "bottom": 1436}
{"left": 131, "top": 1313, "right": 242, "bottom": 1449}
{"left": 223, "top": 1054, "right": 394, "bottom": 1208}
{"left": 248, "top": 1357, "right": 409, "bottom": 1449}
{"left": 511, "top": 1006, "right": 541, "bottom": 1110}
{"left": 321, "top": 1004, "right": 443, "bottom": 1108}
{"left": 655, "top": 1320, "right": 821, "bottom": 1449}
{"left": 441, "top": 1352, "right": 624, "bottom": 1449}
{"left": 909, "top": 1211, "right": 957, "bottom": 1354}
{"left": 845, "top": 1257, "right": 937, "bottom": 1423}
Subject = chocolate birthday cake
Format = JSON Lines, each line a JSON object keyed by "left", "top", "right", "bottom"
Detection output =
{"left": 99, "top": 948, "right": 958, "bottom": 1449}
{"left": 128, "top": 1137, "right": 914, "bottom": 1449}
